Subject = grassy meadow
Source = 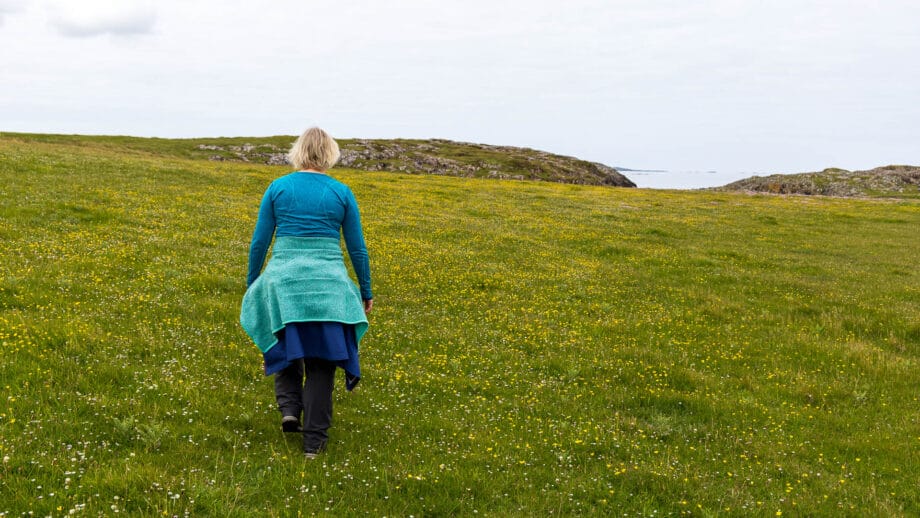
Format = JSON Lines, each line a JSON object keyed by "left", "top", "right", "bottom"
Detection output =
{"left": 1, "top": 133, "right": 918, "bottom": 516}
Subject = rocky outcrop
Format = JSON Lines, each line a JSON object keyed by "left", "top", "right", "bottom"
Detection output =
{"left": 717, "top": 165, "right": 920, "bottom": 198}
{"left": 197, "top": 138, "right": 636, "bottom": 187}
{"left": 335, "top": 139, "right": 635, "bottom": 187}
{"left": 196, "top": 143, "right": 288, "bottom": 165}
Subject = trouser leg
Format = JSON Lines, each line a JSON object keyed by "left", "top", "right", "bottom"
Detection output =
{"left": 302, "top": 358, "right": 336, "bottom": 452}
{"left": 274, "top": 359, "right": 304, "bottom": 418}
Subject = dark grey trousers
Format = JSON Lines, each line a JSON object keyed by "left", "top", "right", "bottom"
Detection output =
{"left": 274, "top": 357, "right": 336, "bottom": 452}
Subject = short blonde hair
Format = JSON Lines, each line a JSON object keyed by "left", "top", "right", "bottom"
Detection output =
{"left": 287, "top": 127, "right": 341, "bottom": 171}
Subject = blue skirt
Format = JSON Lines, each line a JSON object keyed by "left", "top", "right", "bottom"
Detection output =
{"left": 262, "top": 321, "right": 361, "bottom": 391}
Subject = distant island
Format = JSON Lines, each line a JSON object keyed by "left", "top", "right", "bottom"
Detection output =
{"left": 612, "top": 166, "right": 668, "bottom": 173}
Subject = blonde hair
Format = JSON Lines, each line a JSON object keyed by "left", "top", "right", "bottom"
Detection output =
{"left": 287, "top": 127, "right": 341, "bottom": 171}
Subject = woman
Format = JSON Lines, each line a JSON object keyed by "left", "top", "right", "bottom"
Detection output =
{"left": 240, "top": 127, "right": 373, "bottom": 458}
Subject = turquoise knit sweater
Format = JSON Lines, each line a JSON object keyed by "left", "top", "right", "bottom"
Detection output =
{"left": 240, "top": 237, "right": 369, "bottom": 354}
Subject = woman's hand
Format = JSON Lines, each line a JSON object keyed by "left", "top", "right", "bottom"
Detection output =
{"left": 364, "top": 298, "right": 374, "bottom": 314}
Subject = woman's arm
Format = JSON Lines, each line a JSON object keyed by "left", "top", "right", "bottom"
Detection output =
{"left": 341, "top": 188, "right": 373, "bottom": 301}
{"left": 246, "top": 186, "right": 276, "bottom": 287}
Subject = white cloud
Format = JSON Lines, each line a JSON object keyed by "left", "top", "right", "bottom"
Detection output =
{"left": 0, "top": 0, "right": 26, "bottom": 27}
{"left": 0, "top": 0, "right": 25, "bottom": 12}
{"left": 47, "top": 0, "right": 155, "bottom": 37}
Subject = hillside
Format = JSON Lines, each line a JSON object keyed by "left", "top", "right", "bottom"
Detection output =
{"left": 718, "top": 165, "right": 920, "bottom": 198}
{"left": 1, "top": 134, "right": 919, "bottom": 516}
{"left": 0, "top": 132, "right": 635, "bottom": 187}
{"left": 204, "top": 138, "right": 637, "bottom": 187}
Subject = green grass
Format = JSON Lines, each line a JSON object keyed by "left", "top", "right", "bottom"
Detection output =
{"left": 1, "top": 133, "right": 919, "bottom": 516}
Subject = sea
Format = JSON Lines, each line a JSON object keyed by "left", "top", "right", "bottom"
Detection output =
{"left": 624, "top": 169, "right": 769, "bottom": 190}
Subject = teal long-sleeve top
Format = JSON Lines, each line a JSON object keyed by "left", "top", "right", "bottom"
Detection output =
{"left": 247, "top": 172, "right": 373, "bottom": 300}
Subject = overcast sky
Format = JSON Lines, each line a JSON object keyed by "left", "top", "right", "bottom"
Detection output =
{"left": 1, "top": 0, "right": 918, "bottom": 185}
